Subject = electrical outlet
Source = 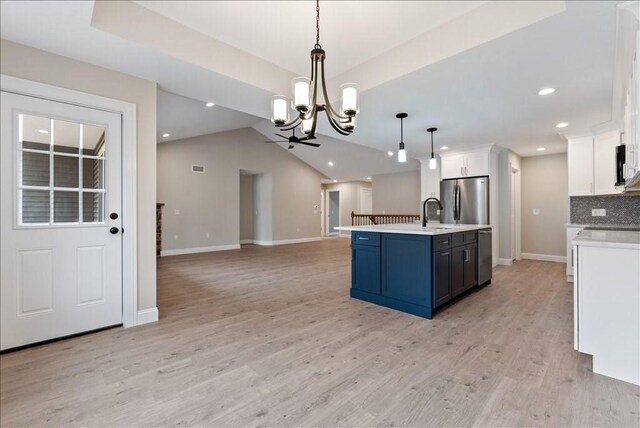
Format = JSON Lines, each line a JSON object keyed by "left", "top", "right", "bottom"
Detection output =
{"left": 436, "top": 210, "right": 440, "bottom": 215}
{"left": 591, "top": 209, "right": 606, "bottom": 217}
{"left": 206, "top": 233, "right": 210, "bottom": 239}
{"left": 533, "top": 209, "right": 541, "bottom": 216}
{"left": 174, "top": 209, "right": 180, "bottom": 215}
{"left": 173, "top": 234, "right": 178, "bottom": 240}
{"left": 296, "top": 227, "right": 300, "bottom": 233}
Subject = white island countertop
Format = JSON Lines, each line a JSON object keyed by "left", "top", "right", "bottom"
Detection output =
{"left": 572, "top": 229, "right": 640, "bottom": 250}
{"left": 335, "top": 223, "right": 492, "bottom": 236}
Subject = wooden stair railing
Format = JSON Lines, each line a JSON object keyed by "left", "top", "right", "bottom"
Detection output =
{"left": 351, "top": 211, "right": 420, "bottom": 226}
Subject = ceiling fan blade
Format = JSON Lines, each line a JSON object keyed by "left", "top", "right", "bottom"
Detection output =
{"left": 264, "top": 140, "right": 286, "bottom": 143}
{"left": 298, "top": 141, "right": 321, "bottom": 147}
{"left": 288, "top": 145, "right": 294, "bottom": 150}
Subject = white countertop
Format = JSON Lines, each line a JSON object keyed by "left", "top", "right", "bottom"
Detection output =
{"left": 572, "top": 229, "right": 640, "bottom": 250}
{"left": 335, "top": 223, "right": 492, "bottom": 236}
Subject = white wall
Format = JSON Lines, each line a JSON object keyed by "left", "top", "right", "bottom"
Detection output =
{"left": 521, "top": 153, "right": 568, "bottom": 257}
{"left": 157, "top": 127, "right": 323, "bottom": 250}
{"left": 372, "top": 170, "right": 421, "bottom": 214}
{"left": 1, "top": 39, "right": 157, "bottom": 311}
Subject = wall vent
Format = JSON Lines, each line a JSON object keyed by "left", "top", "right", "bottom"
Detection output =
{"left": 192, "top": 165, "right": 205, "bottom": 173}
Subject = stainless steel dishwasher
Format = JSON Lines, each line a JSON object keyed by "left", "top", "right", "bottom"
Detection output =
{"left": 478, "top": 228, "right": 492, "bottom": 285}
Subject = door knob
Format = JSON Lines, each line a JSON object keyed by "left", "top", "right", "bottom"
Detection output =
{"left": 110, "top": 227, "right": 119, "bottom": 235}
{"left": 110, "top": 212, "right": 119, "bottom": 220}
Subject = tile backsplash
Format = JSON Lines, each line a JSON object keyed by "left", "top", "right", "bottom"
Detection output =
{"left": 570, "top": 194, "right": 640, "bottom": 225}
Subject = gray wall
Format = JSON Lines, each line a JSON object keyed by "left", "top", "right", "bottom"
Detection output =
{"left": 521, "top": 153, "right": 568, "bottom": 257}
{"left": 1, "top": 39, "right": 158, "bottom": 311}
{"left": 157, "top": 127, "right": 323, "bottom": 250}
{"left": 570, "top": 194, "right": 640, "bottom": 225}
{"left": 239, "top": 174, "right": 254, "bottom": 242}
{"left": 322, "top": 181, "right": 371, "bottom": 233}
{"left": 372, "top": 171, "right": 421, "bottom": 214}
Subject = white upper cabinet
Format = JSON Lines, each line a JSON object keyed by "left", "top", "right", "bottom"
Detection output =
{"left": 441, "top": 152, "right": 489, "bottom": 179}
{"left": 594, "top": 131, "right": 622, "bottom": 195}
{"left": 568, "top": 137, "right": 595, "bottom": 196}
{"left": 465, "top": 152, "right": 489, "bottom": 177}
{"left": 568, "top": 131, "right": 623, "bottom": 196}
{"left": 441, "top": 155, "right": 464, "bottom": 180}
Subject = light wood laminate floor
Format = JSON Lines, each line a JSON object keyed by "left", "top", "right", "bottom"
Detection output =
{"left": 1, "top": 239, "right": 639, "bottom": 427}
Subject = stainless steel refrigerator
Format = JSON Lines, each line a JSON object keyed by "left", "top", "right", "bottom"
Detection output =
{"left": 440, "top": 176, "right": 490, "bottom": 225}
{"left": 440, "top": 176, "right": 492, "bottom": 285}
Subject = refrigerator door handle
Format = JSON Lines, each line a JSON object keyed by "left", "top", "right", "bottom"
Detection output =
{"left": 453, "top": 184, "right": 458, "bottom": 221}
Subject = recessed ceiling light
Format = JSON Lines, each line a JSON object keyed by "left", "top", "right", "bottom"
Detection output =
{"left": 555, "top": 122, "right": 569, "bottom": 128}
{"left": 205, "top": 102, "right": 215, "bottom": 108}
{"left": 366, "top": 176, "right": 372, "bottom": 180}
{"left": 538, "top": 87, "right": 555, "bottom": 96}
{"left": 387, "top": 151, "right": 394, "bottom": 156}
{"left": 440, "top": 146, "right": 448, "bottom": 150}
{"left": 162, "top": 133, "right": 170, "bottom": 138}
{"left": 328, "top": 161, "right": 334, "bottom": 166}
{"left": 333, "top": 179, "right": 337, "bottom": 183}
{"left": 536, "top": 147, "right": 546, "bottom": 152}
{"left": 37, "top": 129, "right": 50, "bottom": 134}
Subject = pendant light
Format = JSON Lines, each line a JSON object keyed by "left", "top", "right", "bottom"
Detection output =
{"left": 396, "top": 113, "right": 408, "bottom": 163}
{"left": 427, "top": 127, "right": 438, "bottom": 170}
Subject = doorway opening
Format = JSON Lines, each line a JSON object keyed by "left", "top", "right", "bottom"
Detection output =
{"left": 239, "top": 170, "right": 272, "bottom": 245}
{"left": 326, "top": 189, "right": 340, "bottom": 236}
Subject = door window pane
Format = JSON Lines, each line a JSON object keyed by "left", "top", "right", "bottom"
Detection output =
{"left": 52, "top": 119, "right": 80, "bottom": 155}
{"left": 83, "top": 192, "right": 104, "bottom": 223}
{"left": 20, "top": 114, "right": 51, "bottom": 150}
{"left": 18, "top": 114, "right": 108, "bottom": 226}
{"left": 21, "top": 152, "right": 50, "bottom": 187}
{"left": 82, "top": 158, "right": 104, "bottom": 189}
{"left": 20, "top": 190, "right": 50, "bottom": 224}
{"left": 54, "top": 155, "right": 79, "bottom": 188}
{"left": 82, "top": 125, "right": 106, "bottom": 156}
{"left": 53, "top": 191, "right": 79, "bottom": 223}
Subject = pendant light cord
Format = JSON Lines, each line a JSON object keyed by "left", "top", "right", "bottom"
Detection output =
{"left": 315, "top": 0, "right": 321, "bottom": 49}
{"left": 430, "top": 131, "right": 434, "bottom": 156}
{"left": 401, "top": 117, "right": 404, "bottom": 143}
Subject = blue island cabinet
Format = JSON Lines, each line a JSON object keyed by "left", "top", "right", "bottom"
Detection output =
{"left": 350, "top": 232, "right": 433, "bottom": 319}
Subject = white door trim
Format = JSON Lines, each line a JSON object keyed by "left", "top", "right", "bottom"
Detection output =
{"left": 1, "top": 74, "right": 139, "bottom": 327}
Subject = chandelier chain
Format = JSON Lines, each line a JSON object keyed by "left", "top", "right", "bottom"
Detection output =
{"left": 315, "top": 0, "right": 321, "bottom": 49}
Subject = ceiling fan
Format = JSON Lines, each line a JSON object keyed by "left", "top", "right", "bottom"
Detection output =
{"left": 264, "top": 128, "right": 320, "bottom": 150}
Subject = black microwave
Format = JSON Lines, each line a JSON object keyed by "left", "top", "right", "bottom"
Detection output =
{"left": 616, "top": 144, "right": 626, "bottom": 186}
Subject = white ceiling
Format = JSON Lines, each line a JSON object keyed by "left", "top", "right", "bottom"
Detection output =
{"left": 0, "top": 0, "right": 628, "bottom": 178}
{"left": 135, "top": 1, "right": 487, "bottom": 78}
{"left": 157, "top": 90, "right": 263, "bottom": 142}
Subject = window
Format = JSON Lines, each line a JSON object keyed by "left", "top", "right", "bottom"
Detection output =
{"left": 17, "top": 114, "right": 106, "bottom": 226}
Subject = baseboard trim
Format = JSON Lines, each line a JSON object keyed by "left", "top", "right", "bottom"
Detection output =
{"left": 253, "top": 237, "right": 322, "bottom": 246}
{"left": 496, "top": 258, "right": 513, "bottom": 266}
{"left": 136, "top": 307, "right": 158, "bottom": 325}
{"left": 161, "top": 244, "right": 240, "bottom": 256}
{"left": 522, "top": 253, "right": 567, "bottom": 263}
{"left": 240, "top": 240, "right": 254, "bottom": 244}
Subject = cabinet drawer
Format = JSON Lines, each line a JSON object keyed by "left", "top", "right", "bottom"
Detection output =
{"left": 433, "top": 234, "right": 452, "bottom": 251}
{"left": 352, "top": 231, "right": 380, "bottom": 247}
{"left": 464, "top": 231, "right": 477, "bottom": 243}
{"left": 452, "top": 232, "right": 465, "bottom": 247}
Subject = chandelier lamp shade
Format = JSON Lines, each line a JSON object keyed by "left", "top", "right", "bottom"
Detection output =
{"left": 396, "top": 113, "right": 408, "bottom": 163}
{"left": 428, "top": 127, "right": 438, "bottom": 170}
{"left": 270, "top": 0, "right": 359, "bottom": 141}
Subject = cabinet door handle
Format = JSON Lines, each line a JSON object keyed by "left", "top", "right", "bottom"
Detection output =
{"left": 358, "top": 237, "right": 370, "bottom": 241}
{"left": 589, "top": 182, "right": 593, "bottom": 194}
{"left": 439, "top": 240, "right": 449, "bottom": 244}
{"left": 461, "top": 167, "right": 463, "bottom": 176}
{"left": 464, "top": 249, "right": 470, "bottom": 262}
{"left": 440, "top": 251, "right": 450, "bottom": 256}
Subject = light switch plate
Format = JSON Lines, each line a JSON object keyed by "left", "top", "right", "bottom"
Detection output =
{"left": 533, "top": 209, "right": 541, "bottom": 215}
{"left": 592, "top": 209, "right": 606, "bottom": 217}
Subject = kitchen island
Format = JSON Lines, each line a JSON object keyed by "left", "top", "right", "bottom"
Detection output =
{"left": 336, "top": 223, "right": 492, "bottom": 319}
{"left": 572, "top": 228, "right": 640, "bottom": 385}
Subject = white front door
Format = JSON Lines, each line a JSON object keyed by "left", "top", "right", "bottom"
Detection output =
{"left": 1, "top": 91, "right": 123, "bottom": 350}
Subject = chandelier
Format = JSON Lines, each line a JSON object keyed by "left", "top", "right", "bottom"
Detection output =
{"left": 270, "top": 0, "right": 359, "bottom": 141}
